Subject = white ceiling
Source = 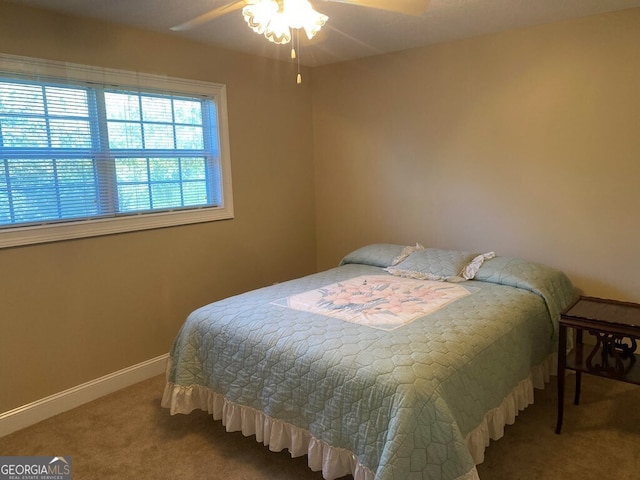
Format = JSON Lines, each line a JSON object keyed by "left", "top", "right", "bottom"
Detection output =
{"left": 6, "top": 0, "right": 640, "bottom": 66}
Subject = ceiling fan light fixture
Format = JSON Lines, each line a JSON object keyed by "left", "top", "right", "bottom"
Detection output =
{"left": 242, "top": 0, "right": 278, "bottom": 35}
{"left": 283, "top": 0, "right": 328, "bottom": 39}
{"left": 301, "top": 14, "right": 327, "bottom": 40}
{"left": 264, "top": 11, "right": 293, "bottom": 44}
{"left": 242, "top": 0, "right": 328, "bottom": 44}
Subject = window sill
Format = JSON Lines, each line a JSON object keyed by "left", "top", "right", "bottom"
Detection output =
{"left": 0, "top": 205, "right": 234, "bottom": 249}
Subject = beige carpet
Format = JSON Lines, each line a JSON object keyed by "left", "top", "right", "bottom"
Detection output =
{"left": 1, "top": 373, "right": 639, "bottom": 479}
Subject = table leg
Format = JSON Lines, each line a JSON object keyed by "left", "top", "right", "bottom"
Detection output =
{"left": 574, "top": 329, "right": 583, "bottom": 405}
{"left": 556, "top": 324, "right": 567, "bottom": 434}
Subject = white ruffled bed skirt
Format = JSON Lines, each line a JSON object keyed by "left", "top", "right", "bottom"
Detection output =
{"left": 464, "top": 353, "right": 555, "bottom": 466}
{"left": 161, "top": 353, "right": 555, "bottom": 480}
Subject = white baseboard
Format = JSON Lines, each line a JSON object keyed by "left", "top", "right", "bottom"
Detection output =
{"left": 0, "top": 353, "right": 169, "bottom": 437}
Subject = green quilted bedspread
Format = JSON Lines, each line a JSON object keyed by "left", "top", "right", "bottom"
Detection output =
{"left": 165, "top": 252, "right": 575, "bottom": 479}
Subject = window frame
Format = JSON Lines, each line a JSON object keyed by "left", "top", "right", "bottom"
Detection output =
{"left": 0, "top": 53, "right": 234, "bottom": 249}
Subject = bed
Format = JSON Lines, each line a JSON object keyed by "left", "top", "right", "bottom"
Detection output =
{"left": 162, "top": 244, "right": 576, "bottom": 480}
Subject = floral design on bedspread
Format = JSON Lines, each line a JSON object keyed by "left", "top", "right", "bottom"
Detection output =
{"left": 274, "top": 275, "right": 476, "bottom": 331}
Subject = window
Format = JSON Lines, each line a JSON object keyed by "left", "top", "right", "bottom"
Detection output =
{"left": 0, "top": 54, "right": 233, "bottom": 248}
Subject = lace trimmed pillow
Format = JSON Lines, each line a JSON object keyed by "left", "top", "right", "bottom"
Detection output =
{"left": 385, "top": 248, "right": 495, "bottom": 282}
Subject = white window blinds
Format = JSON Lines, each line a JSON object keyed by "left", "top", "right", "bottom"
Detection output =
{"left": 0, "top": 54, "right": 233, "bottom": 248}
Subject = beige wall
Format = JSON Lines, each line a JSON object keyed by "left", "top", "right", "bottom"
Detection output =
{"left": 0, "top": 3, "right": 317, "bottom": 412}
{"left": 312, "top": 8, "right": 640, "bottom": 303}
{"left": 2, "top": 2, "right": 640, "bottom": 415}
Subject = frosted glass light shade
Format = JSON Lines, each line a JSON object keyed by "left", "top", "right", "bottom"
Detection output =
{"left": 242, "top": 0, "right": 328, "bottom": 44}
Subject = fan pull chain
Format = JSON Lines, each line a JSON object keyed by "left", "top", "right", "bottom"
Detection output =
{"left": 294, "top": 30, "right": 302, "bottom": 84}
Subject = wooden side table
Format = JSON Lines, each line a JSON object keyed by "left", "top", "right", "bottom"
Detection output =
{"left": 556, "top": 296, "right": 640, "bottom": 434}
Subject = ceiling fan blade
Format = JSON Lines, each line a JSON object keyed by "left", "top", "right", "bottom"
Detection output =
{"left": 171, "top": 1, "right": 246, "bottom": 31}
{"left": 321, "top": 0, "right": 430, "bottom": 16}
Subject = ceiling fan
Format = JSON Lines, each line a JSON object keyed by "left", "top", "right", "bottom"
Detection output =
{"left": 171, "top": 0, "right": 430, "bottom": 83}
{"left": 171, "top": 0, "right": 431, "bottom": 39}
